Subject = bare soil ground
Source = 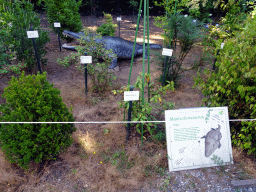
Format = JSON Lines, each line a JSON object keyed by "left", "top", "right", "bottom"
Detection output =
{"left": 0, "top": 14, "right": 255, "bottom": 192}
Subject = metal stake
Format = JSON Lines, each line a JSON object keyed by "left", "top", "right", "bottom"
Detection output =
{"left": 126, "top": 86, "right": 134, "bottom": 141}
{"left": 30, "top": 26, "right": 42, "bottom": 74}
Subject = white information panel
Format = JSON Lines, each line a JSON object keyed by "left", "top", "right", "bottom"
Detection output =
{"left": 117, "top": 17, "right": 122, "bottom": 21}
{"left": 54, "top": 22, "right": 61, "bottom": 27}
{"left": 162, "top": 48, "right": 173, "bottom": 57}
{"left": 165, "top": 107, "right": 233, "bottom": 172}
{"left": 124, "top": 91, "right": 139, "bottom": 101}
{"left": 80, "top": 56, "right": 92, "bottom": 64}
{"left": 27, "top": 31, "right": 39, "bottom": 38}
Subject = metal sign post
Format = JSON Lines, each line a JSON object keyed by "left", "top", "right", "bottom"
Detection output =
{"left": 162, "top": 48, "right": 173, "bottom": 86}
{"left": 80, "top": 56, "right": 92, "bottom": 94}
{"left": 117, "top": 17, "right": 122, "bottom": 37}
{"left": 54, "top": 22, "right": 61, "bottom": 52}
{"left": 27, "top": 27, "right": 42, "bottom": 74}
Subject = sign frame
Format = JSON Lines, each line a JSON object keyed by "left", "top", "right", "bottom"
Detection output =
{"left": 165, "top": 107, "right": 233, "bottom": 172}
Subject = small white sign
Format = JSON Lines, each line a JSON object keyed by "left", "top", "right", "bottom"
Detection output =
{"left": 184, "top": 14, "right": 188, "bottom": 17}
{"left": 216, "top": 24, "right": 219, "bottom": 27}
{"left": 27, "top": 31, "right": 39, "bottom": 38}
{"left": 124, "top": 91, "right": 139, "bottom": 101}
{"left": 117, "top": 17, "right": 122, "bottom": 21}
{"left": 80, "top": 56, "right": 92, "bottom": 64}
{"left": 54, "top": 22, "right": 61, "bottom": 27}
{"left": 221, "top": 43, "right": 225, "bottom": 49}
{"left": 162, "top": 48, "right": 173, "bottom": 57}
{"left": 165, "top": 107, "right": 233, "bottom": 172}
{"left": 209, "top": 13, "right": 212, "bottom": 16}
{"left": 193, "top": 20, "right": 196, "bottom": 23}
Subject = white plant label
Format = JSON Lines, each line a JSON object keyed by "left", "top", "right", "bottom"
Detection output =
{"left": 221, "top": 43, "right": 225, "bottom": 49}
{"left": 184, "top": 14, "right": 188, "bottom": 17}
{"left": 54, "top": 22, "right": 61, "bottom": 27}
{"left": 117, "top": 17, "right": 122, "bottom": 21}
{"left": 209, "top": 13, "right": 212, "bottom": 16}
{"left": 80, "top": 56, "right": 92, "bottom": 64}
{"left": 193, "top": 20, "right": 196, "bottom": 23}
{"left": 27, "top": 31, "right": 39, "bottom": 38}
{"left": 162, "top": 48, "right": 173, "bottom": 57}
{"left": 165, "top": 107, "right": 233, "bottom": 172}
{"left": 216, "top": 24, "right": 219, "bottom": 27}
{"left": 124, "top": 91, "right": 139, "bottom": 101}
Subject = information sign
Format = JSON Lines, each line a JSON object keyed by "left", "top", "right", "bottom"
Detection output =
{"left": 80, "top": 56, "right": 92, "bottom": 64}
{"left": 162, "top": 48, "right": 173, "bottom": 57}
{"left": 165, "top": 107, "right": 233, "bottom": 172}
{"left": 54, "top": 22, "right": 61, "bottom": 27}
{"left": 124, "top": 91, "right": 139, "bottom": 101}
{"left": 221, "top": 43, "right": 225, "bottom": 49}
{"left": 27, "top": 31, "right": 39, "bottom": 38}
{"left": 117, "top": 17, "right": 122, "bottom": 21}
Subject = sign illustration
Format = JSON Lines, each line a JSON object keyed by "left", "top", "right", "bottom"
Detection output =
{"left": 165, "top": 107, "right": 233, "bottom": 172}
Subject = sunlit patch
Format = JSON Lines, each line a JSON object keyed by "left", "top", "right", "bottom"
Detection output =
{"left": 78, "top": 131, "right": 96, "bottom": 153}
{"left": 87, "top": 26, "right": 97, "bottom": 31}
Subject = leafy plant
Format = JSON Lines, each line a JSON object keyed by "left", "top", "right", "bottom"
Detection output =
{"left": 0, "top": 72, "right": 76, "bottom": 170}
{"left": 154, "top": 0, "right": 189, "bottom": 14}
{"left": 42, "top": 0, "right": 82, "bottom": 41}
{"left": 211, "top": 154, "right": 233, "bottom": 165}
{"left": 96, "top": 13, "right": 117, "bottom": 36}
{"left": 155, "top": 13, "right": 205, "bottom": 84}
{"left": 0, "top": 0, "right": 49, "bottom": 74}
{"left": 57, "top": 28, "right": 116, "bottom": 93}
{"left": 113, "top": 73, "right": 174, "bottom": 137}
{"left": 194, "top": 14, "right": 256, "bottom": 156}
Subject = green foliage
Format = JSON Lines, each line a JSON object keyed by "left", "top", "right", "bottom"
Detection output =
{"left": 0, "top": 0, "right": 49, "bottom": 74}
{"left": 194, "top": 15, "right": 256, "bottom": 156}
{"left": 113, "top": 73, "right": 174, "bottom": 137}
{"left": 211, "top": 154, "right": 233, "bottom": 165}
{"left": 155, "top": 13, "right": 205, "bottom": 84}
{"left": 128, "top": 0, "right": 139, "bottom": 8}
{"left": 0, "top": 72, "right": 76, "bottom": 170}
{"left": 154, "top": 0, "right": 189, "bottom": 14}
{"left": 57, "top": 28, "right": 116, "bottom": 93}
{"left": 43, "top": 0, "right": 82, "bottom": 41}
{"left": 96, "top": 13, "right": 117, "bottom": 37}
{"left": 188, "top": 0, "right": 216, "bottom": 23}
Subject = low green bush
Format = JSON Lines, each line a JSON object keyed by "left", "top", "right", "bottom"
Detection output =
{"left": 96, "top": 13, "right": 117, "bottom": 36}
{"left": 57, "top": 28, "right": 116, "bottom": 93}
{"left": 154, "top": 13, "right": 204, "bottom": 85}
{"left": 0, "top": 0, "right": 49, "bottom": 74}
{"left": 0, "top": 72, "right": 76, "bottom": 170}
{"left": 113, "top": 73, "right": 174, "bottom": 142}
{"left": 43, "top": 0, "right": 83, "bottom": 41}
{"left": 194, "top": 14, "right": 256, "bottom": 156}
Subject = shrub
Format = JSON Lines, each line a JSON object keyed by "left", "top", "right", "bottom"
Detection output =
{"left": 0, "top": 0, "right": 49, "bottom": 74}
{"left": 57, "top": 28, "right": 116, "bottom": 93}
{"left": 0, "top": 72, "right": 76, "bottom": 170}
{"left": 154, "top": 13, "right": 204, "bottom": 85}
{"left": 43, "top": 0, "right": 83, "bottom": 41}
{"left": 96, "top": 13, "right": 117, "bottom": 36}
{"left": 113, "top": 73, "right": 174, "bottom": 141}
{"left": 194, "top": 14, "right": 256, "bottom": 156}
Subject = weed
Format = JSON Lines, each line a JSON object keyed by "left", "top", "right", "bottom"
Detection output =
{"left": 70, "top": 169, "right": 77, "bottom": 174}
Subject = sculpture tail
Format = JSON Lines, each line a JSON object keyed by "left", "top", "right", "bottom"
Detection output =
{"left": 146, "top": 43, "right": 162, "bottom": 49}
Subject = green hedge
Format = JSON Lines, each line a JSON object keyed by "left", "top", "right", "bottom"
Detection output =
{"left": 194, "top": 14, "right": 256, "bottom": 156}
{"left": 0, "top": 72, "right": 76, "bottom": 169}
